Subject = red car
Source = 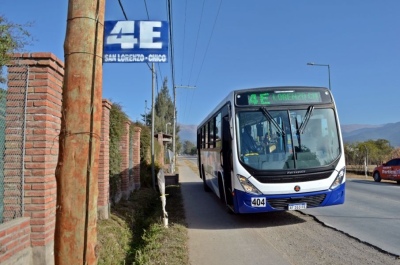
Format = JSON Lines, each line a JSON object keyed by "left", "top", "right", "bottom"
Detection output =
{"left": 372, "top": 158, "right": 400, "bottom": 184}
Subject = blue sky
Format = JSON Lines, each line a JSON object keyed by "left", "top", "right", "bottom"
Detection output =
{"left": 2, "top": 0, "right": 399, "bottom": 126}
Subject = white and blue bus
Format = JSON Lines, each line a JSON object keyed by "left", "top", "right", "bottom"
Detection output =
{"left": 197, "top": 86, "right": 345, "bottom": 214}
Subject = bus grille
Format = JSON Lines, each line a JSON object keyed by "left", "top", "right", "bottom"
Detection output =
{"left": 267, "top": 194, "right": 327, "bottom": 210}
{"left": 255, "top": 170, "right": 333, "bottom": 183}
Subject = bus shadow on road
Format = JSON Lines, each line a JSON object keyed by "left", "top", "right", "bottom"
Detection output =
{"left": 180, "top": 181, "right": 306, "bottom": 230}
{"left": 233, "top": 211, "right": 306, "bottom": 229}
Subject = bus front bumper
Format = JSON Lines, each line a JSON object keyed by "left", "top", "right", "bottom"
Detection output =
{"left": 233, "top": 183, "right": 345, "bottom": 214}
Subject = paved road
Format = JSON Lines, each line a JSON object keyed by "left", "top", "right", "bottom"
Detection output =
{"left": 179, "top": 157, "right": 294, "bottom": 265}
{"left": 302, "top": 178, "right": 400, "bottom": 256}
{"left": 178, "top": 156, "right": 400, "bottom": 264}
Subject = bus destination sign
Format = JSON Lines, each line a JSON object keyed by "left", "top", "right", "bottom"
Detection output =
{"left": 238, "top": 91, "right": 324, "bottom": 106}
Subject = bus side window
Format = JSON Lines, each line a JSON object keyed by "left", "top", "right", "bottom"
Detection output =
{"left": 215, "top": 113, "right": 222, "bottom": 148}
{"left": 209, "top": 118, "right": 215, "bottom": 148}
{"left": 205, "top": 123, "right": 209, "bottom": 148}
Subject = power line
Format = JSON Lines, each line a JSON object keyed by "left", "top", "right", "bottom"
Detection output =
{"left": 167, "top": 0, "right": 176, "bottom": 91}
{"left": 188, "top": 0, "right": 206, "bottom": 85}
{"left": 143, "top": 0, "right": 150, "bottom": 19}
{"left": 195, "top": 0, "right": 223, "bottom": 85}
{"left": 142, "top": 0, "right": 165, "bottom": 95}
{"left": 117, "top": 0, "right": 128, "bottom": 19}
{"left": 180, "top": 0, "right": 188, "bottom": 85}
{"left": 116, "top": 0, "right": 164, "bottom": 81}
{"left": 167, "top": 0, "right": 178, "bottom": 172}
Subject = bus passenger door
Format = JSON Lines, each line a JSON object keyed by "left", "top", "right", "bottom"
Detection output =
{"left": 222, "top": 114, "right": 233, "bottom": 206}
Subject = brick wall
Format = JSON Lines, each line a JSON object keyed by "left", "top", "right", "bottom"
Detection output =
{"left": 0, "top": 52, "right": 143, "bottom": 264}
{"left": 0, "top": 218, "right": 31, "bottom": 264}
{"left": 2, "top": 52, "right": 64, "bottom": 264}
{"left": 98, "top": 100, "right": 111, "bottom": 220}
{"left": 120, "top": 121, "right": 130, "bottom": 200}
{"left": 133, "top": 127, "right": 141, "bottom": 188}
{"left": 22, "top": 53, "right": 62, "bottom": 255}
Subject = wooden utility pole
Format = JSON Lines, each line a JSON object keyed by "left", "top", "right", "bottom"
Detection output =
{"left": 54, "top": 0, "right": 105, "bottom": 264}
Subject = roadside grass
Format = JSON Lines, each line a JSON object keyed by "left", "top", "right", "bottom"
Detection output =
{"left": 97, "top": 181, "right": 189, "bottom": 264}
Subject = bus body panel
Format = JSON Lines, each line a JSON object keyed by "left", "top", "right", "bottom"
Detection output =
{"left": 233, "top": 155, "right": 346, "bottom": 195}
{"left": 233, "top": 183, "right": 345, "bottom": 214}
{"left": 197, "top": 86, "right": 346, "bottom": 214}
{"left": 200, "top": 149, "right": 223, "bottom": 199}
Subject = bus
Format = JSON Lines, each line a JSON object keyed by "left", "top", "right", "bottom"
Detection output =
{"left": 197, "top": 86, "right": 345, "bottom": 214}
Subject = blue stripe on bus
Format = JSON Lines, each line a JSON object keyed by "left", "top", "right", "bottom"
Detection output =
{"left": 233, "top": 183, "right": 345, "bottom": 214}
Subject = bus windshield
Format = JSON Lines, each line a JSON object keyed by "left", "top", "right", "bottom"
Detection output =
{"left": 237, "top": 107, "right": 340, "bottom": 170}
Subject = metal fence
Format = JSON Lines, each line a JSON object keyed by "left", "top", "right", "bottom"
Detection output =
{"left": 0, "top": 65, "right": 28, "bottom": 223}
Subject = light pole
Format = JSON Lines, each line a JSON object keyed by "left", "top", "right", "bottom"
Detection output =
{"left": 144, "top": 100, "right": 149, "bottom": 126}
{"left": 165, "top": 122, "right": 171, "bottom": 134}
{"left": 363, "top": 145, "right": 368, "bottom": 178}
{"left": 172, "top": 85, "right": 196, "bottom": 173}
{"left": 307, "top": 62, "right": 331, "bottom": 90}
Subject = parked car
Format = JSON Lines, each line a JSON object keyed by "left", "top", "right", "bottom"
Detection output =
{"left": 372, "top": 158, "right": 400, "bottom": 184}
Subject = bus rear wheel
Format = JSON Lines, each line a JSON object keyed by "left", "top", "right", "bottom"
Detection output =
{"left": 373, "top": 171, "right": 381, "bottom": 182}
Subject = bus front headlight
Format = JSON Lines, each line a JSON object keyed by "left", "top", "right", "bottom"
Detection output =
{"left": 237, "top": 174, "right": 262, "bottom": 195}
{"left": 330, "top": 167, "right": 345, "bottom": 190}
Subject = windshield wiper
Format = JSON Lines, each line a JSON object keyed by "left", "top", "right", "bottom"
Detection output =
{"left": 260, "top": 107, "right": 285, "bottom": 137}
{"left": 298, "top": 106, "right": 314, "bottom": 134}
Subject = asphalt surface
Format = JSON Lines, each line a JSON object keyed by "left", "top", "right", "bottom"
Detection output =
{"left": 178, "top": 157, "right": 400, "bottom": 265}
{"left": 302, "top": 176, "right": 400, "bottom": 256}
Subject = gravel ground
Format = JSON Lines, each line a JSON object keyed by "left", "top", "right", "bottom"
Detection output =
{"left": 258, "top": 210, "right": 400, "bottom": 265}
{"left": 182, "top": 159, "right": 400, "bottom": 265}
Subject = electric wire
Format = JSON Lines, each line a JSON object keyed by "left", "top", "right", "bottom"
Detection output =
{"left": 180, "top": 0, "right": 188, "bottom": 85}
{"left": 167, "top": 0, "right": 176, "bottom": 96}
{"left": 118, "top": 0, "right": 128, "bottom": 19}
{"left": 194, "top": 0, "right": 223, "bottom": 85}
{"left": 143, "top": 0, "right": 164, "bottom": 95}
{"left": 118, "top": 0, "right": 160, "bottom": 71}
{"left": 188, "top": 0, "right": 206, "bottom": 85}
{"left": 116, "top": 0, "right": 173, "bottom": 118}
{"left": 143, "top": 0, "right": 150, "bottom": 19}
{"left": 180, "top": 0, "right": 223, "bottom": 123}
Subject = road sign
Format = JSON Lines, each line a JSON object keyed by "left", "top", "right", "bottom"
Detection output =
{"left": 103, "top": 20, "right": 168, "bottom": 63}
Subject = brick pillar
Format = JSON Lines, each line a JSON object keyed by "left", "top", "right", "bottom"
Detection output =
{"left": 133, "top": 127, "right": 141, "bottom": 189}
{"left": 11, "top": 53, "right": 63, "bottom": 265}
{"left": 128, "top": 128, "right": 134, "bottom": 194}
{"left": 157, "top": 133, "right": 165, "bottom": 168}
{"left": 98, "top": 100, "right": 111, "bottom": 220}
{"left": 120, "top": 121, "right": 130, "bottom": 199}
{"left": 3, "top": 66, "right": 28, "bottom": 223}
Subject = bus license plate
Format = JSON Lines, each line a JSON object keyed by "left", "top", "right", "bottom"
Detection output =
{"left": 288, "top": 203, "right": 307, "bottom": 210}
{"left": 251, "top": 197, "right": 266, "bottom": 207}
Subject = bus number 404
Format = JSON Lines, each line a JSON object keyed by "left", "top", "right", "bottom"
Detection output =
{"left": 251, "top": 197, "right": 266, "bottom": 207}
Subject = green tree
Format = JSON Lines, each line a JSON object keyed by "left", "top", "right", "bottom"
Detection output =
{"left": 143, "top": 77, "right": 181, "bottom": 153}
{"left": 0, "top": 15, "right": 33, "bottom": 83}
{"left": 182, "top": 140, "right": 195, "bottom": 155}
{"left": 154, "top": 78, "right": 174, "bottom": 133}
{"left": 372, "top": 139, "right": 393, "bottom": 164}
{"left": 345, "top": 139, "right": 394, "bottom": 167}
{"left": 109, "top": 103, "right": 129, "bottom": 198}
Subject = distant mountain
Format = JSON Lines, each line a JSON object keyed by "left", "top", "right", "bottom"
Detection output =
{"left": 340, "top": 124, "right": 384, "bottom": 134}
{"left": 178, "top": 122, "right": 400, "bottom": 147}
{"left": 341, "top": 122, "right": 400, "bottom": 147}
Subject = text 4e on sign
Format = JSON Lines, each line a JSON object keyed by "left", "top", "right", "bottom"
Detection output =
{"left": 103, "top": 20, "right": 169, "bottom": 63}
